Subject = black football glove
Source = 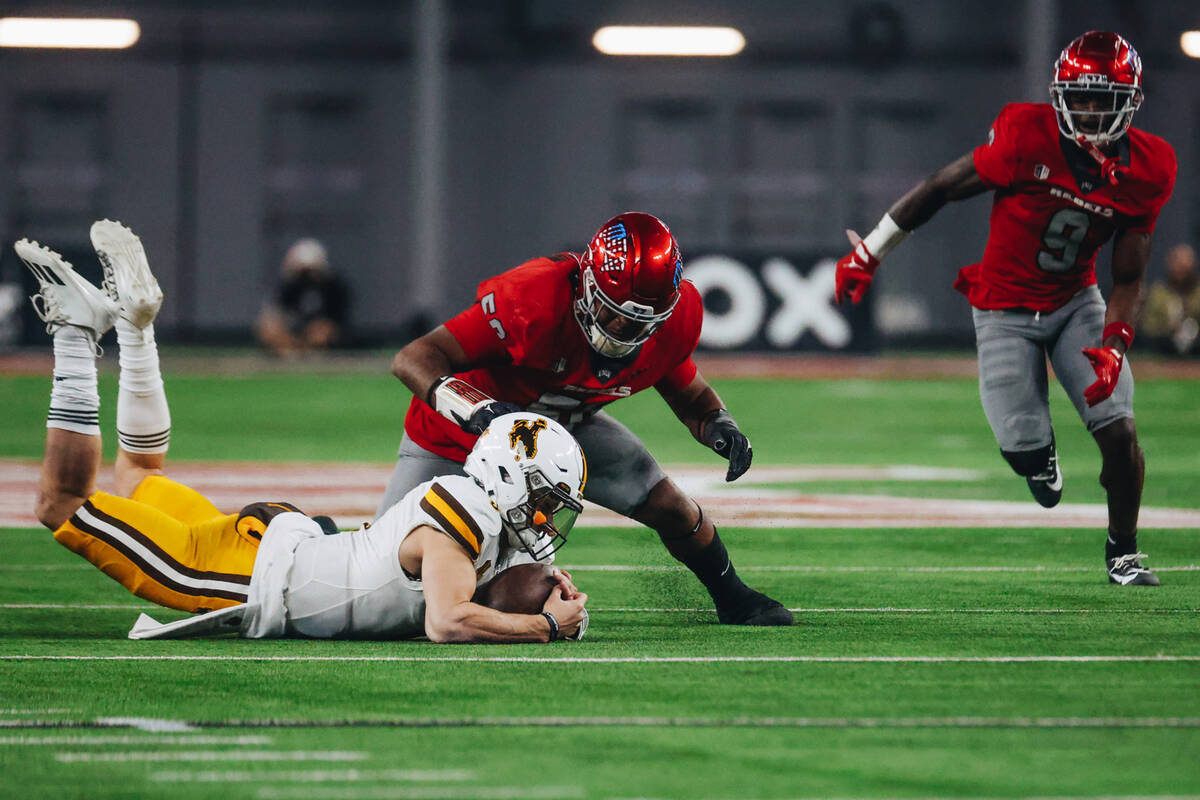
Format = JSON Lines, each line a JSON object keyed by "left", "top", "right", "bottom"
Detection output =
{"left": 702, "top": 409, "right": 752, "bottom": 482}
{"left": 465, "top": 400, "right": 523, "bottom": 435}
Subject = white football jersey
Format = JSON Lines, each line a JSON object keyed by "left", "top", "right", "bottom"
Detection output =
{"left": 240, "top": 475, "right": 543, "bottom": 639}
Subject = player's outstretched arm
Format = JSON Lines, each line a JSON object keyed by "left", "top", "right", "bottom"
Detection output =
{"left": 835, "top": 151, "right": 988, "bottom": 304}
{"left": 417, "top": 528, "right": 588, "bottom": 643}
{"left": 659, "top": 373, "right": 752, "bottom": 482}
{"left": 391, "top": 324, "right": 519, "bottom": 434}
{"left": 391, "top": 325, "right": 473, "bottom": 401}
{"left": 1081, "top": 229, "right": 1152, "bottom": 407}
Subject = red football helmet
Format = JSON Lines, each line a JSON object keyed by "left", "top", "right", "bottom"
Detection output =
{"left": 1050, "top": 31, "right": 1143, "bottom": 145}
{"left": 574, "top": 212, "right": 682, "bottom": 357}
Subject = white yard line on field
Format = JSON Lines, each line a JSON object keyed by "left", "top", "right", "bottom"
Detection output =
{"left": 149, "top": 769, "right": 475, "bottom": 784}
{"left": 54, "top": 750, "right": 366, "bottom": 763}
{"left": 14, "top": 716, "right": 1200, "bottom": 731}
{"left": 592, "top": 607, "right": 1200, "bottom": 614}
{"left": 3, "top": 655, "right": 1199, "bottom": 664}
{"left": 5, "top": 603, "right": 1198, "bottom": 615}
{"left": 258, "top": 787, "right": 583, "bottom": 800}
{"left": 1, "top": 735, "right": 271, "bottom": 746}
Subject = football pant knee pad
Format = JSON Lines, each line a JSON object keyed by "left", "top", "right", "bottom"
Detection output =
{"left": 1000, "top": 441, "right": 1055, "bottom": 478}
{"left": 657, "top": 504, "right": 709, "bottom": 542}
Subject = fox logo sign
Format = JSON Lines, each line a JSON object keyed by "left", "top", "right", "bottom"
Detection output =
{"left": 509, "top": 418, "right": 548, "bottom": 458}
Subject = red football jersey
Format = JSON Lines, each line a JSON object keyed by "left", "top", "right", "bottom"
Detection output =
{"left": 405, "top": 254, "right": 703, "bottom": 461}
{"left": 956, "top": 103, "right": 1175, "bottom": 312}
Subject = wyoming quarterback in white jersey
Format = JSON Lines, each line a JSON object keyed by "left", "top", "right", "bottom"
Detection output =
{"left": 243, "top": 448, "right": 582, "bottom": 640}
{"left": 21, "top": 222, "right": 589, "bottom": 645}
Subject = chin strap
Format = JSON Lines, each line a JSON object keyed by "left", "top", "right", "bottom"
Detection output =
{"left": 1076, "top": 136, "right": 1124, "bottom": 185}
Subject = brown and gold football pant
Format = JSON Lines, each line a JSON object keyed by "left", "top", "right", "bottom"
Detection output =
{"left": 53, "top": 476, "right": 261, "bottom": 613}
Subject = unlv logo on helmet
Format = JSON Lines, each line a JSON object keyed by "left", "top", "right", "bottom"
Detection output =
{"left": 509, "top": 418, "right": 548, "bottom": 458}
{"left": 592, "top": 222, "right": 629, "bottom": 272}
{"left": 575, "top": 212, "right": 683, "bottom": 358}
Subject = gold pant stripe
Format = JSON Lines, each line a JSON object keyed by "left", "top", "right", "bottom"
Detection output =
{"left": 72, "top": 500, "right": 249, "bottom": 598}
{"left": 54, "top": 487, "right": 259, "bottom": 613}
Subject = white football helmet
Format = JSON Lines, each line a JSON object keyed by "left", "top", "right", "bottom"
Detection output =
{"left": 463, "top": 412, "right": 587, "bottom": 560}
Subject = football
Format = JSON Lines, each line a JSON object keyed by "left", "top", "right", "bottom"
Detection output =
{"left": 474, "top": 563, "right": 558, "bottom": 614}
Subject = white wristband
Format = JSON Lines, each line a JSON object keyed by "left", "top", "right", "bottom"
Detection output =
{"left": 862, "top": 213, "right": 910, "bottom": 261}
{"left": 429, "top": 376, "right": 495, "bottom": 427}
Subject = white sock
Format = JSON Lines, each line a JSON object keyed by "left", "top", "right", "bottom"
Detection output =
{"left": 48, "top": 328, "right": 100, "bottom": 435}
{"left": 115, "top": 319, "right": 171, "bottom": 454}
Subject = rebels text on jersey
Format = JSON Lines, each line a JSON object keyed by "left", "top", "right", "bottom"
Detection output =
{"left": 955, "top": 103, "right": 1175, "bottom": 312}
{"left": 405, "top": 254, "right": 703, "bottom": 461}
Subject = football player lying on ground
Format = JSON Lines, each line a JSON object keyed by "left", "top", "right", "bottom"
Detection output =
{"left": 21, "top": 222, "right": 589, "bottom": 642}
{"left": 833, "top": 31, "right": 1175, "bottom": 586}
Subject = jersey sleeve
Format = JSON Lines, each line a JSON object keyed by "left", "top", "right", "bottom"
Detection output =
{"left": 442, "top": 303, "right": 513, "bottom": 363}
{"left": 443, "top": 258, "right": 569, "bottom": 366}
{"left": 973, "top": 105, "right": 1023, "bottom": 189}
{"left": 1124, "top": 141, "right": 1177, "bottom": 235}
{"left": 656, "top": 356, "right": 698, "bottom": 394}
{"left": 418, "top": 481, "right": 488, "bottom": 560}
{"left": 654, "top": 282, "right": 703, "bottom": 393}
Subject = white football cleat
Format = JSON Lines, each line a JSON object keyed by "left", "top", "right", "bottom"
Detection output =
{"left": 90, "top": 219, "right": 163, "bottom": 329}
{"left": 15, "top": 238, "right": 119, "bottom": 353}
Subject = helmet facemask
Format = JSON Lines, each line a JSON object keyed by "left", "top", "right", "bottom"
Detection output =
{"left": 462, "top": 412, "right": 588, "bottom": 563}
{"left": 575, "top": 267, "right": 677, "bottom": 358}
{"left": 501, "top": 468, "right": 584, "bottom": 561}
{"left": 1050, "top": 82, "right": 1142, "bottom": 145}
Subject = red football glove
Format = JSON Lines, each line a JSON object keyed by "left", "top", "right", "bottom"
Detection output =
{"left": 1082, "top": 346, "right": 1123, "bottom": 407}
{"left": 834, "top": 230, "right": 880, "bottom": 305}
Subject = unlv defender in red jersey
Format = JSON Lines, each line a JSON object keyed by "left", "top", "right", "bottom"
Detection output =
{"left": 834, "top": 31, "right": 1176, "bottom": 586}
{"left": 403, "top": 256, "right": 704, "bottom": 460}
{"left": 379, "top": 212, "right": 792, "bottom": 626}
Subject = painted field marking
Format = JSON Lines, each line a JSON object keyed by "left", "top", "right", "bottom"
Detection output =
{"left": 3, "top": 655, "right": 1199, "bottom": 664}
{"left": 1, "top": 735, "right": 271, "bottom": 746}
{"left": 54, "top": 750, "right": 366, "bottom": 763}
{"left": 2, "top": 563, "right": 1199, "bottom": 580}
{"left": 5, "top": 603, "right": 1198, "bottom": 615}
{"left": 19, "top": 716, "right": 1200, "bottom": 731}
{"left": 258, "top": 786, "right": 583, "bottom": 800}
{"left": 1, "top": 708, "right": 72, "bottom": 715}
{"left": 564, "top": 564, "right": 1200, "bottom": 573}
{"left": 594, "top": 607, "right": 1200, "bottom": 614}
{"left": 5, "top": 460, "right": 1200, "bottom": 529}
{"left": 607, "top": 796, "right": 1200, "bottom": 800}
{"left": 150, "top": 768, "right": 474, "bottom": 784}
{"left": 1, "top": 603, "right": 158, "bottom": 609}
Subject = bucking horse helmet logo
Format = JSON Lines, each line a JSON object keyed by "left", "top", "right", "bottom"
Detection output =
{"left": 509, "top": 418, "right": 548, "bottom": 458}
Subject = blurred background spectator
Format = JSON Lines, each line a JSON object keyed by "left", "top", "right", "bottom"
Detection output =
{"left": 1141, "top": 243, "right": 1200, "bottom": 356}
{"left": 255, "top": 238, "right": 351, "bottom": 358}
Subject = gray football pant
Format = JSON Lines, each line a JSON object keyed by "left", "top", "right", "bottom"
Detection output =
{"left": 375, "top": 410, "right": 668, "bottom": 520}
{"left": 972, "top": 285, "right": 1134, "bottom": 454}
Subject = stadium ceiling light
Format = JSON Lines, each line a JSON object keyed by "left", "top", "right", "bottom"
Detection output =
{"left": 1182, "top": 31, "right": 1200, "bottom": 58}
{"left": 592, "top": 26, "right": 745, "bottom": 57}
{"left": 0, "top": 17, "right": 140, "bottom": 49}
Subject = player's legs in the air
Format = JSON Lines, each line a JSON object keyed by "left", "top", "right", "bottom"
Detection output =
{"left": 375, "top": 434, "right": 467, "bottom": 518}
{"left": 18, "top": 238, "right": 119, "bottom": 531}
{"left": 973, "top": 307, "right": 1061, "bottom": 507}
{"left": 573, "top": 412, "right": 793, "bottom": 626}
{"left": 24, "top": 225, "right": 258, "bottom": 611}
{"left": 1049, "top": 288, "right": 1155, "bottom": 586}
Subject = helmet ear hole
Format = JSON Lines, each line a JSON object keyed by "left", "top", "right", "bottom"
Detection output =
{"left": 497, "top": 465, "right": 515, "bottom": 485}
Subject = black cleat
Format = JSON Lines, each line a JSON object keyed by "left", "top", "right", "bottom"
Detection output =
{"left": 1107, "top": 552, "right": 1160, "bottom": 586}
{"left": 1025, "top": 445, "right": 1063, "bottom": 508}
{"left": 715, "top": 588, "right": 794, "bottom": 626}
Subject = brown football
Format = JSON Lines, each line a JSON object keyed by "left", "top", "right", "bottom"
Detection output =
{"left": 474, "top": 563, "right": 558, "bottom": 614}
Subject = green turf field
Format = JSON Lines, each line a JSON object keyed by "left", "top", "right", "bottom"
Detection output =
{"left": 2, "top": 366, "right": 1199, "bottom": 799}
